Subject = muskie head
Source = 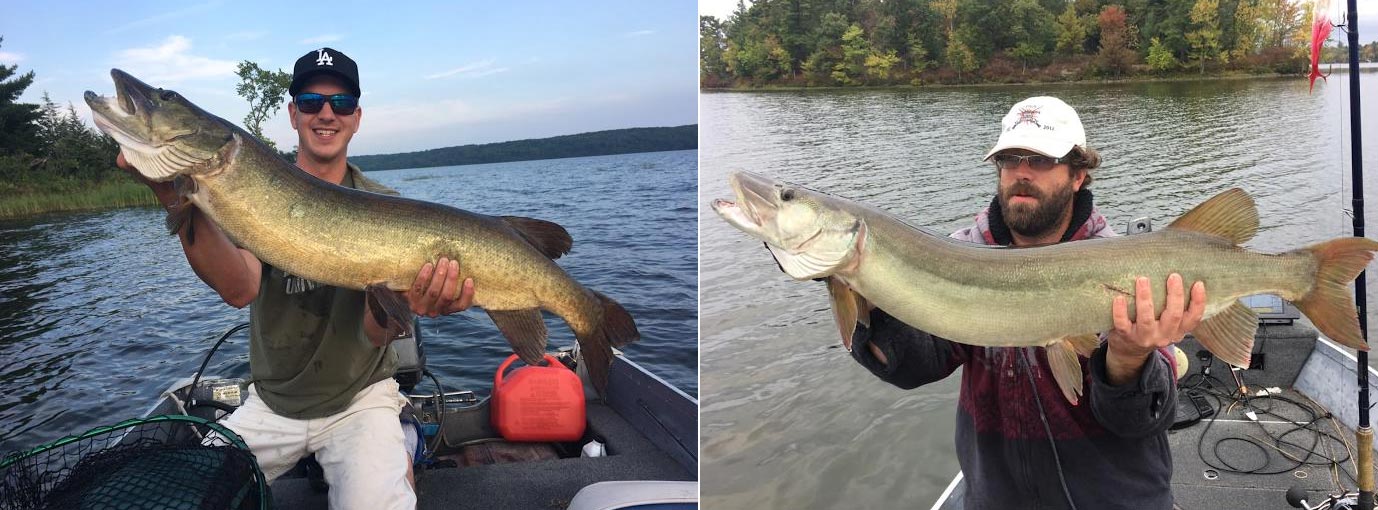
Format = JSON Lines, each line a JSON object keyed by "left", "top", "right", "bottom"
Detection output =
{"left": 712, "top": 171, "right": 865, "bottom": 280}
{"left": 84, "top": 69, "right": 235, "bottom": 182}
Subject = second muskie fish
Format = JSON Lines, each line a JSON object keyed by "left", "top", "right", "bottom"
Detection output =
{"left": 85, "top": 69, "right": 637, "bottom": 391}
{"left": 713, "top": 171, "right": 1375, "bottom": 404}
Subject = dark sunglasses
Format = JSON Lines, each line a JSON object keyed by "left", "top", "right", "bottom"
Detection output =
{"left": 295, "top": 93, "right": 359, "bottom": 115}
{"left": 992, "top": 153, "right": 1066, "bottom": 171}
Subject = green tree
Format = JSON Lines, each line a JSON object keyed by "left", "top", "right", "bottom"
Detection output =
{"left": 34, "top": 93, "right": 118, "bottom": 182}
{"left": 945, "top": 34, "right": 980, "bottom": 80}
{"left": 1006, "top": 0, "right": 1056, "bottom": 70}
{"left": 1146, "top": 37, "right": 1180, "bottom": 72}
{"left": 700, "top": 16, "right": 730, "bottom": 84}
{"left": 1055, "top": 2, "right": 1089, "bottom": 55}
{"left": 865, "top": 49, "right": 902, "bottom": 81}
{"left": 1186, "top": 0, "right": 1222, "bottom": 74}
{"left": 234, "top": 61, "right": 292, "bottom": 150}
{"left": 908, "top": 34, "right": 935, "bottom": 73}
{"left": 0, "top": 37, "right": 41, "bottom": 155}
{"left": 833, "top": 24, "right": 871, "bottom": 85}
{"left": 1097, "top": 5, "right": 1137, "bottom": 76}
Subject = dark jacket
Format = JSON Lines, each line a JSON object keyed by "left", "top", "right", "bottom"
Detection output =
{"left": 851, "top": 190, "right": 1177, "bottom": 510}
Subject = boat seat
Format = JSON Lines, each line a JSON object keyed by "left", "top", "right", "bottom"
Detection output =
{"left": 566, "top": 480, "right": 698, "bottom": 510}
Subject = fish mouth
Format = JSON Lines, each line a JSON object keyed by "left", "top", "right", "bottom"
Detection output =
{"left": 84, "top": 69, "right": 158, "bottom": 150}
{"left": 720, "top": 172, "right": 779, "bottom": 227}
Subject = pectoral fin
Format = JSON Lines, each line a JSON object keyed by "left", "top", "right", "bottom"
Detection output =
{"left": 1046, "top": 339, "right": 1088, "bottom": 405}
{"left": 365, "top": 284, "right": 414, "bottom": 345}
{"left": 165, "top": 174, "right": 199, "bottom": 243}
{"left": 825, "top": 277, "right": 862, "bottom": 351}
{"left": 1192, "top": 300, "right": 1257, "bottom": 368}
{"left": 487, "top": 309, "right": 549, "bottom": 365}
{"left": 1066, "top": 333, "right": 1101, "bottom": 357}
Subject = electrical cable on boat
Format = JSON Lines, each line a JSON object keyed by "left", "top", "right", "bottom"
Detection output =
{"left": 1183, "top": 357, "right": 1358, "bottom": 490}
{"left": 1019, "top": 348, "right": 1079, "bottom": 510}
{"left": 423, "top": 368, "right": 446, "bottom": 462}
{"left": 189, "top": 323, "right": 249, "bottom": 421}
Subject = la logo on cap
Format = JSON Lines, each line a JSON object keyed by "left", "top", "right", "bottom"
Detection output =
{"left": 315, "top": 49, "right": 333, "bottom": 67}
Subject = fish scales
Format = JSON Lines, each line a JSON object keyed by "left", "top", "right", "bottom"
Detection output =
{"left": 852, "top": 214, "right": 1315, "bottom": 347}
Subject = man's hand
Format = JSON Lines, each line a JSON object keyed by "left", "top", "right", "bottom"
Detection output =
{"left": 1106, "top": 273, "right": 1206, "bottom": 385}
{"left": 407, "top": 257, "right": 475, "bottom": 317}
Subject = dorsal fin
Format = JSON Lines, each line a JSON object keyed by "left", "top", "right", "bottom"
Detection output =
{"left": 1166, "top": 188, "right": 1258, "bottom": 245}
{"left": 502, "top": 216, "right": 573, "bottom": 259}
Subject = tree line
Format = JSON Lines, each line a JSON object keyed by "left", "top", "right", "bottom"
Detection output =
{"left": 349, "top": 125, "right": 698, "bottom": 172}
{"left": 701, "top": 0, "right": 1355, "bottom": 87}
{"left": 0, "top": 37, "right": 123, "bottom": 197}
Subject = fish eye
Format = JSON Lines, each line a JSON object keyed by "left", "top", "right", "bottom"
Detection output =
{"left": 781, "top": 189, "right": 796, "bottom": 201}
{"left": 158, "top": 89, "right": 179, "bottom": 101}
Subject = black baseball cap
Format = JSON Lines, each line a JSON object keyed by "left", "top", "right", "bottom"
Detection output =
{"left": 289, "top": 47, "right": 360, "bottom": 97}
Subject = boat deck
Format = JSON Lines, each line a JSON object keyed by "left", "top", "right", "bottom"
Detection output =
{"left": 271, "top": 402, "right": 695, "bottom": 509}
{"left": 1169, "top": 325, "right": 1372, "bottom": 509}
{"left": 934, "top": 322, "right": 1377, "bottom": 510}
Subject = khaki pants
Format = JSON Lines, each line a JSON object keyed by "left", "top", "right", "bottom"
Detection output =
{"left": 216, "top": 378, "right": 415, "bottom": 510}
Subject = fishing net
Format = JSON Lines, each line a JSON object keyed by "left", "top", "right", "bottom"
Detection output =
{"left": 0, "top": 414, "right": 269, "bottom": 510}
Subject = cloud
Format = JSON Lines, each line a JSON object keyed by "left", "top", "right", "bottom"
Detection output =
{"left": 624, "top": 30, "right": 655, "bottom": 38}
{"left": 424, "top": 59, "right": 509, "bottom": 80}
{"left": 301, "top": 34, "right": 342, "bottom": 45}
{"left": 0, "top": 51, "right": 22, "bottom": 63}
{"left": 105, "top": 1, "right": 222, "bottom": 35}
{"left": 114, "top": 36, "right": 238, "bottom": 83}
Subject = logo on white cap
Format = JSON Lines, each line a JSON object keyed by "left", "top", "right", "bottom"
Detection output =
{"left": 315, "top": 49, "right": 333, "bottom": 67}
{"left": 1013, "top": 105, "right": 1047, "bottom": 130}
{"left": 985, "top": 96, "right": 1086, "bottom": 160}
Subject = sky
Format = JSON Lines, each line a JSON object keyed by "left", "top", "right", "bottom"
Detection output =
{"left": 0, "top": 1, "right": 698, "bottom": 156}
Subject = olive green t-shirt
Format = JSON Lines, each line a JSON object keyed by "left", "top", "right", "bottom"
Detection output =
{"left": 248, "top": 164, "right": 401, "bottom": 419}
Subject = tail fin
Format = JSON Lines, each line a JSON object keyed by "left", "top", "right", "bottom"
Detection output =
{"left": 1294, "top": 237, "right": 1378, "bottom": 351}
{"left": 578, "top": 291, "right": 641, "bottom": 395}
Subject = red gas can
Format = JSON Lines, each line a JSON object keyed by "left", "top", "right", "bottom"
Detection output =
{"left": 491, "top": 354, "right": 587, "bottom": 442}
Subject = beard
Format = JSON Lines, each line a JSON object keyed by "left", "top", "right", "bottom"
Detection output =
{"left": 998, "top": 180, "right": 1077, "bottom": 239}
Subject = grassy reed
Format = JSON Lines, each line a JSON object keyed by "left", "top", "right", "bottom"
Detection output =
{"left": 0, "top": 180, "right": 159, "bottom": 219}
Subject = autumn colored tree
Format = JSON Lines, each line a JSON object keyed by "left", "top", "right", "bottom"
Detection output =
{"left": 1097, "top": 5, "right": 1137, "bottom": 76}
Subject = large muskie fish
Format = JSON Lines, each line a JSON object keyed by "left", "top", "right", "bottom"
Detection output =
{"left": 86, "top": 69, "right": 637, "bottom": 391}
{"left": 713, "top": 171, "right": 1376, "bottom": 404}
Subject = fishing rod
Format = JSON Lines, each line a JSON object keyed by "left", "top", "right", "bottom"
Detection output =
{"left": 1342, "top": 0, "right": 1373, "bottom": 507}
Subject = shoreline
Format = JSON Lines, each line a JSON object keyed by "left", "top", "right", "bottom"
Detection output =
{"left": 699, "top": 70, "right": 1326, "bottom": 93}
{"left": 0, "top": 180, "right": 159, "bottom": 220}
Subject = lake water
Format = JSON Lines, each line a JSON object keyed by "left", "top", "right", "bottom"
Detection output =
{"left": 0, "top": 149, "right": 698, "bottom": 453}
{"left": 699, "top": 75, "right": 1378, "bottom": 509}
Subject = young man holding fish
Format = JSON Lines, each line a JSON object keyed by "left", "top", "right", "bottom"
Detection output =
{"left": 116, "top": 48, "right": 464, "bottom": 509}
{"left": 850, "top": 97, "right": 1202, "bottom": 509}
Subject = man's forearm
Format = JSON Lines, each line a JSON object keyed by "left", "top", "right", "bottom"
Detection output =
{"left": 177, "top": 210, "right": 261, "bottom": 308}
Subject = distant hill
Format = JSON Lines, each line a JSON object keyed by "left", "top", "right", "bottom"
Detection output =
{"left": 352, "top": 125, "right": 696, "bottom": 171}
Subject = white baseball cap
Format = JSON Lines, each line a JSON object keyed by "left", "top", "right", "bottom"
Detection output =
{"left": 983, "top": 96, "right": 1086, "bottom": 160}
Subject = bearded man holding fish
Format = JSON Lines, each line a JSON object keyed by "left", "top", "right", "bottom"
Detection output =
{"left": 847, "top": 97, "right": 1197, "bottom": 509}
{"left": 113, "top": 48, "right": 459, "bottom": 509}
